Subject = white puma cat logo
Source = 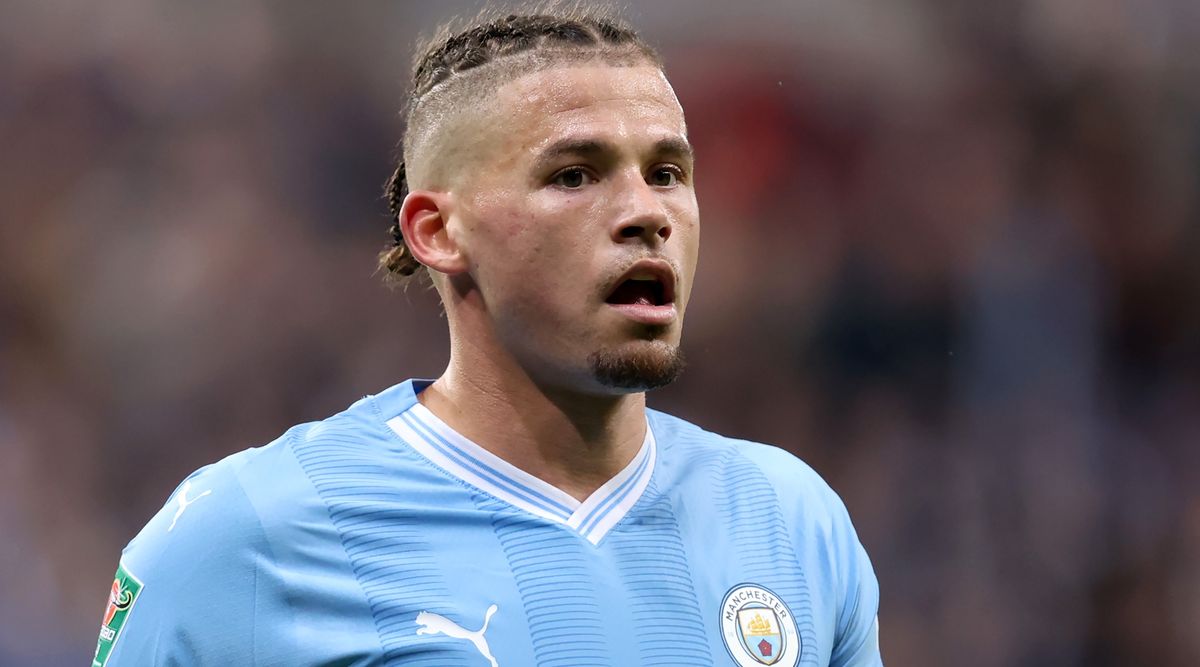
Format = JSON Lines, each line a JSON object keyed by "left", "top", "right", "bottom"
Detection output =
{"left": 167, "top": 480, "right": 212, "bottom": 532}
{"left": 415, "top": 604, "right": 499, "bottom": 667}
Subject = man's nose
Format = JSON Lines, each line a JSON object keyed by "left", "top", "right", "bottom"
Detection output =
{"left": 611, "top": 175, "right": 672, "bottom": 246}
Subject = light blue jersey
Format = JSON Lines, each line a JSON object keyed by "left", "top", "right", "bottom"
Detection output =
{"left": 96, "top": 379, "right": 881, "bottom": 667}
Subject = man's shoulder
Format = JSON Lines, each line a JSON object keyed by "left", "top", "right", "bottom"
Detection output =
{"left": 121, "top": 383, "right": 410, "bottom": 562}
{"left": 649, "top": 409, "right": 826, "bottom": 479}
{"left": 196, "top": 379, "right": 418, "bottom": 491}
{"left": 648, "top": 408, "right": 846, "bottom": 518}
{"left": 120, "top": 434, "right": 288, "bottom": 571}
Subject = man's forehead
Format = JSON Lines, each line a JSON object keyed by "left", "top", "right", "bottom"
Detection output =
{"left": 405, "top": 61, "right": 685, "bottom": 188}
{"left": 494, "top": 65, "right": 687, "bottom": 145}
{"left": 498, "top": 64, "right": 681, "bottom": 114}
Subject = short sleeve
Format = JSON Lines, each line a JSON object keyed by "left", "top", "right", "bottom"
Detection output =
{"left": 829, "top": 505, "right": 882, "bottom": 667}
{"left": 93, "top": 459, "right": 271, "bottom": 667}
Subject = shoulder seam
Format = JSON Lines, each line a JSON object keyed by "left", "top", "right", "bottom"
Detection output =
{"left": 227, "top": 450, "right": 281, "bottom": 573}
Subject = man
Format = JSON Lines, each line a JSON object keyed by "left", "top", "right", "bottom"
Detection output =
{"left": 96, "top": 7, "right": 881, "bottom": 666}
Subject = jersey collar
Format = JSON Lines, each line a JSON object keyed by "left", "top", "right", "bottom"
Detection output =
{"left": 386, "top": 400, "right": 656, "bottom": 546}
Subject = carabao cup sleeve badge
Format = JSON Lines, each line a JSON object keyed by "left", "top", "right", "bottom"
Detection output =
{"left": 92, "top": 561, "right": 144, "bottom": 667}
{"left": 720, "top": 584, "right": 801, "bottom": 667}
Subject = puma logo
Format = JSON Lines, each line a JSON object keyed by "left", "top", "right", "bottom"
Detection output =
{"left": 415, "top": 604, "right": 499, "bottom": 667}
{"left": 167, "top": 480, "right": 212, "bottom": 532}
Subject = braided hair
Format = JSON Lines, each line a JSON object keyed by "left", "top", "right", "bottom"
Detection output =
{"left": 380, "top": 7, "right": 661, "bottom": 282}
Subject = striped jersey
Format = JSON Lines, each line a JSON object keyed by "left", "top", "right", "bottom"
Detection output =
{"left": 96, "top": 379, "right": 882, "bottom": 666}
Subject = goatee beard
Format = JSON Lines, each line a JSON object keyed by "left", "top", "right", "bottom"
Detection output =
{"left": 588, "top": 341, "right": 686, "bottom": 391}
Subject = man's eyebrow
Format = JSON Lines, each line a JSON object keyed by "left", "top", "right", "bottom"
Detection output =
{"left": 534, "top": 138, "right": 612, "bottom": 166}
{"left": 533, "top": 136, "right": 695, "bottom": 167}
{"left": 651, "top": 137, "right": 695, "bottom": 162}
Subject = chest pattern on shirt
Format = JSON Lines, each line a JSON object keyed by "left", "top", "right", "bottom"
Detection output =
{"left": 373, "top": 399, "right": 818, "bottom": 666}
{"left": 406, "top": 584, "right": 804, "bottom": 667}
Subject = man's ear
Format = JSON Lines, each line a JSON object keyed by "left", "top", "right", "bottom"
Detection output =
{"left": 399, "top": 190, "right": 469, "bottom": 276}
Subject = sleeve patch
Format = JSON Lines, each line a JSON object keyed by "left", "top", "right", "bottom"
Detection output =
{"left": 92, "top": 561, "right": 144, "bottom": 667}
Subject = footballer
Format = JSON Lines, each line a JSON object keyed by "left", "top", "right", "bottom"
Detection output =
{"left": 95, "top": 6, "right": 882, "bottom": 666}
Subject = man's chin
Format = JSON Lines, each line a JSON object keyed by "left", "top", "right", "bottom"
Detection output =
{"left": 588, "top": 340, "right": 686, "bottom": 392}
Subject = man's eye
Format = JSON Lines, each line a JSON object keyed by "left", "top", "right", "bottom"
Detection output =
{"left": 649, "top": 166, "right": 681, "bottom": 187}
{"left": 553, "top": 168, "right": 591, "bottom": 188}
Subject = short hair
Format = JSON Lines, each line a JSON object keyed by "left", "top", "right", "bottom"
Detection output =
{"left": 379, "top": 5, "right": 663, "bottom": 283}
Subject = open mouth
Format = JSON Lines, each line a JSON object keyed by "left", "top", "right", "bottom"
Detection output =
{"left": 606, "top": 276, "right": 668, "bottom": 307}
{"left": 604, "top": 260, "right": 678, "bottom": 325}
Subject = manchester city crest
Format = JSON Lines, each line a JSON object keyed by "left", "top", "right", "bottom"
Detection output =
{"left": 720, "top": 584, "right": 800, "bottom": 667}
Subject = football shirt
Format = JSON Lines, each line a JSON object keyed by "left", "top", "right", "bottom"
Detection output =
{"left": 96, "top": 379, "right": 881, "bottom": 666}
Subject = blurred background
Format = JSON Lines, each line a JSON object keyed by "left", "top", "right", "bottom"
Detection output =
{"left": 2, "top": 1, "right": 1198, "bottom": 665}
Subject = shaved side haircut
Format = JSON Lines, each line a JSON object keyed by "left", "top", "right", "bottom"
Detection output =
{"left": 380, "top": 5, "right": 663, "bottom": 282}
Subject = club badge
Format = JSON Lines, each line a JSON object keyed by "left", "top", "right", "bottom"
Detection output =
{"left": 720, "top": 584, "right": 800, "bottom": 666}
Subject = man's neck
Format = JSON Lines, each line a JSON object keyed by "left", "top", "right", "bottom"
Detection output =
{"left": 417, "top": 351, "right": 648, "bottom": 502}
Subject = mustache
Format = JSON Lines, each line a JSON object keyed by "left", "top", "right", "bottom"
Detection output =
{"left": 608, "top": 255, "right": 681, "bottom": 279}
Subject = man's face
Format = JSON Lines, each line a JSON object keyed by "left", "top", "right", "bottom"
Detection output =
{"left": 446, "top": 63, "right": 699, "bottom": 395}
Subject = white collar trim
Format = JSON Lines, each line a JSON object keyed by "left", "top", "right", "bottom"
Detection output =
{"left": 386, "top": 402, "right": 656, "bottom": 545}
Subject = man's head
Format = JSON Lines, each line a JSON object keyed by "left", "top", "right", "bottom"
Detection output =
{"left": 382, "top": 7, "right": 699, "bottom": 396}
